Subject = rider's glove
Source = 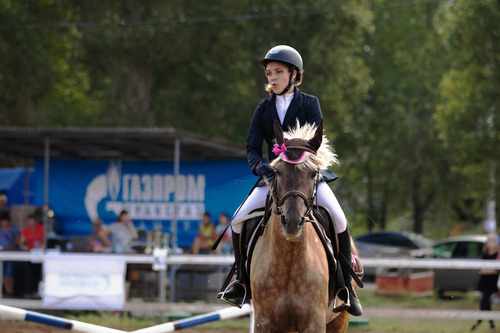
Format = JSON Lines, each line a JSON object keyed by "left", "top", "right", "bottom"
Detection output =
{"left": 256, "top": 163, "right": 274, "bottom": 179}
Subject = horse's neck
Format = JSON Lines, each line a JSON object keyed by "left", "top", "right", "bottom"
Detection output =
{"left": 264, "top": 213, "right": 308, "bottom": 262}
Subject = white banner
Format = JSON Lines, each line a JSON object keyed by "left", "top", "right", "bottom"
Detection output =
{"left": 43, "top": 253, "right": 125, "bottom": 310}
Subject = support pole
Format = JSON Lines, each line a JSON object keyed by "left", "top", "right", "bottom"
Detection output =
{"left": 24, "top": 166, "right": 30, "bottom": 205}
{"left": 483, "top": 161, "right": 496, "bottom": 233}
{"left": 159, "top": 269, "right": 166, "bottom": 304}
{"left": 43, "top": 136, "right": 50, "bottom": 250}
{"left": 171, "top": 138, "right": 180, "bottom": 251}
{"left": 168, "top": 264, "right": 179, "bottom": 302}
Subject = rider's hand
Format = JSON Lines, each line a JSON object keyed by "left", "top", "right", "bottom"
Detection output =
{"left": 256, "top": 163, "right": 274, "bottom": 179}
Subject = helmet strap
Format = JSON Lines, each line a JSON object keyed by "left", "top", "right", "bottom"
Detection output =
{"left": 277, "top": 69, "right": 295, "bottom": 96}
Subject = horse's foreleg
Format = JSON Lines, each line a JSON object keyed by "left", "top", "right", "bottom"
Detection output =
{"left": 253, "top": 313, "right": 271, "bottom": 333}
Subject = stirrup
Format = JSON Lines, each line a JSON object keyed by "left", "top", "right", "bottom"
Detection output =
{"left": 332, "top": 286, "right": 350, "bottom": 313}
{"left": 217, "top": 280, "right": 247, "bottom": 309}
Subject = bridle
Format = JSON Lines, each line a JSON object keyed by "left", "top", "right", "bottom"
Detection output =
{"left": 263, "top": 167, "right": 321, "bottom": 219}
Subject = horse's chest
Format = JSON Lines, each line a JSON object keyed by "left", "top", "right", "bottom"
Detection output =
{"left": 251, "top": 248, "right": 324, "bottom": 299}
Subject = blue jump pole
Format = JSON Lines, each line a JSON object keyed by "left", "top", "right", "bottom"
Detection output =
{"left": 132, "top": 304, "right": 253, "bottom": 333}
{"left": 0, "top": 304, "right": 126, "bottom": 333}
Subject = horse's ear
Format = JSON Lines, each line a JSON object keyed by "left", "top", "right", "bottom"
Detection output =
{"left": 308, "top": 119, "right": 323, "bottom": 152}
{"left": 274, "top": 119, "right": 284, "bottom": 145}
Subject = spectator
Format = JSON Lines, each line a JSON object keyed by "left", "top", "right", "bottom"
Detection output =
{"left": 0, "top": 194, "right": 8, "bottom": 219}
{"left": 20, "top": 214, "right": 44, "bottom": 297}
{"left": 215, "top": 213, "right": 232, "bottom": 255}
{"left": 471, "top": 233, "right": 499, "bottom": 332}
{"left": 88, "top": 218, "right": 112, "bottom": 253}
{"left": 0, "top": 214, "right": 20, "bottom": 296}
{"left": 108, "top": 210, "right": 138, "bottom": 301}
{"left": 20, "top": 214, "right": 44, "bottom": 250}
{"left": 191, "top": 212, "right": 217, "bottom": 254}
{"left": 108, "top": 210, "right": 138, "bottom": 253}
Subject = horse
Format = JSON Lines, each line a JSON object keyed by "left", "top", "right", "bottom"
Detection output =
{"left": 249, "top": 120, "right": 357, "bottom": 333}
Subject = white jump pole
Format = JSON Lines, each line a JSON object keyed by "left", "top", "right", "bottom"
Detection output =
{"left": 132, "top": 303, "right": 253, "bottom": 333}
{"left": 249, "top": 300, "right": 255, "bottom": 333}
{"left": 0, "top": 304, "right": 126, "bottom": 333}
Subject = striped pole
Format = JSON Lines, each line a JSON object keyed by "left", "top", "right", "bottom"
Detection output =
{"left": 132, "top": 304, "right": 253, "bottom": 333}
{"left": 0, "top": 304, "right": 126, "bottom": 333}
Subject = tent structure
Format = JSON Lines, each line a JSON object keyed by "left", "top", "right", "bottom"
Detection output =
{"left": 0, "top": 127, "right": 247, "bottom": 249}
{"left": 0, "top": 127, "right": 246, "bottom": 161}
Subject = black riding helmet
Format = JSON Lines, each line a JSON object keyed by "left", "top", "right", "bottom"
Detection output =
{"left": 259, "top": 45, "right": 303, "bottom": 95}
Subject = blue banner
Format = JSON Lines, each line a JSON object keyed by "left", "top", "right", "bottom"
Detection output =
{"left": 0, "top": 167, "right": 35, "bottom": 206}
{"left": 34, "top": 159, "right": 255, "bottom": 248}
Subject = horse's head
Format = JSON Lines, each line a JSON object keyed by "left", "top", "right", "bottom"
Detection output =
{"left": 269, "top": 119, "right": 338, "bottom": 240}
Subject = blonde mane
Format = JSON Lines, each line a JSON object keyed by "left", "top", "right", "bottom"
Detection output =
{"left": 270, "top": 120, "right": 339, "bottom": 170}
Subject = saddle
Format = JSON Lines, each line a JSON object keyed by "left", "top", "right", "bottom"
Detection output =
{"left": 220, "top": 203, "right": 363, "bottom": 306}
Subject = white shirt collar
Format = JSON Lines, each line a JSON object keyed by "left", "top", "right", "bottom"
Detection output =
{"left": 276, "top": 93, "right": 295, "bottom": 124}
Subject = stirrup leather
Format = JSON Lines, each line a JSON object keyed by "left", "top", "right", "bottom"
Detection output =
{"left": 332, "top": 286, "right": 350, "bottom": 313}
{"left": 217, "top": 280, "right": 247, "bottom": 309}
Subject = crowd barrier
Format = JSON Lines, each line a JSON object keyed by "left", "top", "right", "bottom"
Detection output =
{"left": 0, "top": 303, "right": 254, "bottom": 333}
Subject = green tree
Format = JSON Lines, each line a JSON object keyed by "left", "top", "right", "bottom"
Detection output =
{"left": 0, "top": 0, "right": 80, "bottom": 125}
{"left": 435, "top": 0, "right": 500, "bottom": 226}
{"left": 71, "top": 0, "right": 373, "bottom": 142}
{"left": 352, "top": 1, "right": 451, "bottom": 235}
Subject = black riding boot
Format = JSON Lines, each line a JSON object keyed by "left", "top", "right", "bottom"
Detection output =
{"left": 217, "top": 232, "right": 246, "bottom": 301}
{"left": 338, "top": 227, "right": 363, "bottom": 316}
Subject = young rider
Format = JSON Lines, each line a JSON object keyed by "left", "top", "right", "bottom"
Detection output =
{"left": 218, "top": 45, "right": 362, "bottom": 316}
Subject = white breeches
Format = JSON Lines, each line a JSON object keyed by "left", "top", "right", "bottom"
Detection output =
{"left": 231, "top": 182, "right": 347, "bottom": 234}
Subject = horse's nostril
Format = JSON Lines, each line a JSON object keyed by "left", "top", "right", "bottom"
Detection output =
{"left": 299, "top": 216, "right": 305, "bottom": 226}
{"left": 281, "top": 215, "right": 287, "bottom": 227}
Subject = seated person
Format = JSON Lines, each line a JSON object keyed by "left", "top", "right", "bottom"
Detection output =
{"left": 20, "top": 214, "right": 44, "bottom": 250}
{"left": 108, "top": 210, "right": 138, "bottom": 254}
{"left": 215, "top": 213, "right": 232, "bottom": 255}
{"left": 20, "top": 214, "right": 44, "bottom": 296}
{"left": 0, "top": 214, "right": 20, "bottom": 296}
{"left": 191, "top": 212, "right": 217, "bottom": 254}
{"left": 0, "top": 194, "right": 8, "bottom": 219}
{"left": 88, "top": 218, "right": 112, "bottom": 253}
{"left": 108, "top": 210, "right": 138, "bottom": 300}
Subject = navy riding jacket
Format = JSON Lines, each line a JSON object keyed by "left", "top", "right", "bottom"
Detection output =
{"left": 246, "top": 88, "right": 338, "bottom": 182}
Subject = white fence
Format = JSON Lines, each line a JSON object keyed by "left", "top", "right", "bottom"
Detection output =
{"left": 4, "top": 250, "right": 500, "bottom": 268}
{"left": 3, "top": 250, "right": 500, "bottom": 302}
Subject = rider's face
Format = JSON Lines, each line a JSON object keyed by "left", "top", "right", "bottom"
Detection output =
{"left": 265, "top": 62, "right": 296, "bottom": 95}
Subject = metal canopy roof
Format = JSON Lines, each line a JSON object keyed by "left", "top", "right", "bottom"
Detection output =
{"left": 0, "top": 127, "right": 246, "bottom": 161}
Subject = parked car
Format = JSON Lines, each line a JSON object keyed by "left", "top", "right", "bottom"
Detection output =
{"left": 354, "top": 230, "right": 435, "bottom": 279}
{"left": 432, "top": 234, "right": 488, "bottom": 296}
